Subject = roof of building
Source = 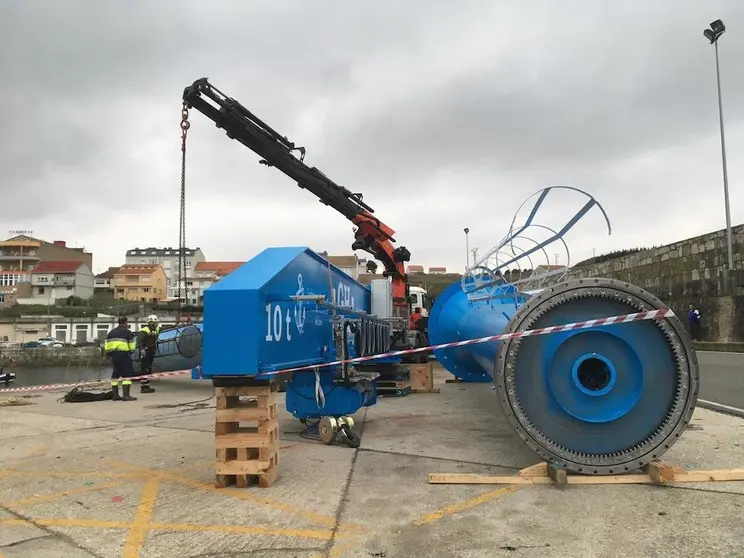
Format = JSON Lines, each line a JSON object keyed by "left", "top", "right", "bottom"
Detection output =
{"left": 126, "top": 247, "right": 200, "bottom": 257}
{"left": 326, "top": 255, "right": 358, "bottom": 268}
{"left": 95, "top": 266, "right": 121, "bottom": 279}
{"left": 115, "top": 264, "right": 163, "bottom": 274}
{"left": 428, "top": 266, "right": 447, "bottom": 272}
{"left": 3, "top": 235, "right": 90, "bottom": 253}
{"left": 407, "top": 265, "right": 425, "bottom": 272}
{"left": 31, "top": 261, "right": 85, "bottom": 274}
{"left": 194, "top": 261, "right": 244, "bottom": 274}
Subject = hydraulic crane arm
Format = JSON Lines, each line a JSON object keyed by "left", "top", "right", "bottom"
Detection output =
{"left": 182, "top": 78, "right": 411, "bottom": 308}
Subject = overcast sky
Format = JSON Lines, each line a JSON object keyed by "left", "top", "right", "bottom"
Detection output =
{"left": 1, "top": 1, "right": 743, "bottom": 275}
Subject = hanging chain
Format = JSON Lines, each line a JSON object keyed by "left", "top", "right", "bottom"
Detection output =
{"left": 177, "top": 103, "right": 190, "bottom": 324}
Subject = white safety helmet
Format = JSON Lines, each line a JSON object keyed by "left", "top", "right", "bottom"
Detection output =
{"left": 146, "top": 314, "right": 159, "bottom": 323}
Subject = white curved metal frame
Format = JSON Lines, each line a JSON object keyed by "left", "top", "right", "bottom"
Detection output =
{"left": 461, "top": 186, "right": 612, "bottom": 302}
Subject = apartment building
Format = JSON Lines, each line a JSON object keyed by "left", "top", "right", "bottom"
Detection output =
{"left": 112, "top": 264, "right": 167, "bottom": 302}
{"left": 15, "top": 261, "right": 95, "bottom": 305}
{"left": 94, "top": 267, "right": 120, "bottom": 293}
{"left": 0, "top": 278, "right": 30, "bottom": 309}
{"left": 125, "top": 246, "right": 206, "bottom": 291}
{"left": 191, "top": 261, "right": 244, "bottom": 304}
{"left": 0, "top": 235, "right": 92, "bottom": 273}
{"left": 317, "top": 252, "right": 372, "bottom": 280}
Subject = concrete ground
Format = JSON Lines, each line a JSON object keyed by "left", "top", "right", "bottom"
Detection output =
{"left": 1, "top": 366, "right": 743, "bottom": 558}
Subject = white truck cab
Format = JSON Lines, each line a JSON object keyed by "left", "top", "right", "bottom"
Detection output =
{"left": 408, "top": 286, "right": 432, "bottom": 317}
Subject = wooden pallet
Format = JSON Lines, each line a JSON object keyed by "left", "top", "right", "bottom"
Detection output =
{"left": 429, "top": 461, "right": 744, "bottom": 486}
{"left": 214, "top": 382, "right": 280, "bottom": 488}
{"left": 407, "top": 362, "right": 440, "bottom": 393}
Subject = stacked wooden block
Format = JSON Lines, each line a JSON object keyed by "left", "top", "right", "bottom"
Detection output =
{"left": 408, "top": 362, "right": 439, "bottom": 394}
{"left": 214, "top": 381, "right": 280, "bottom": 488}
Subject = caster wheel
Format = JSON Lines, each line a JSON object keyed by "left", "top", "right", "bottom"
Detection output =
{"left": 318, "top": 416, "right": 338, "bottom": 445}
{"left": 340, "top": 425, "right": 361, "bottom": 448}
{"left": 338, "top": 416, "right": 355, "bottom": 430}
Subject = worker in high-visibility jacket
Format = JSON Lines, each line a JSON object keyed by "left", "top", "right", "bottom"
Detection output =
{"left": 137, "top": 314, "right": 160, "bottom": 394}
{"left": 105, "top": 316, "right": 138, "bottom": 401}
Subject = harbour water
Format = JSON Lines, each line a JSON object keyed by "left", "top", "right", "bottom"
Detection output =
{"left": 4, "top": 365, "right": 111, "bottom": 388}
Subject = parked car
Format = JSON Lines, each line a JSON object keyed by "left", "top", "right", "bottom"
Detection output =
{"left": 34, "top": 337, "right": 65, "bottom": 348}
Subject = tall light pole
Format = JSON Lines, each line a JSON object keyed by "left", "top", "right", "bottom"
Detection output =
{"left": 463, "top": 228, "right": 470, "bottom": 271}
{"left": 471, "top": 247, "right": 479, "bottom": 267}
{"left": 703, "top": 19, "right": 733, "bottom": 272}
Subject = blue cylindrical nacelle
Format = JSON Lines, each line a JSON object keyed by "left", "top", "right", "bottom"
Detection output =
{"left": 432, "top": 276, "right": 699, "bottom": 476}
{"left": 133, "top": 323, "right": 203, "bottom": 374}
{"left": 428, "top": 281, "right": 527, "bottom": 383}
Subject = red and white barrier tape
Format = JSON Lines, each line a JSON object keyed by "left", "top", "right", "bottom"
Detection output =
{"left": 0, "top": 369, "right": 191, "bottom": 394}
{"left": 0, "top": 307, "right": 674, "bottom": 393}
{"left": 254, "top": 307, "right": 676, "bottom": 378}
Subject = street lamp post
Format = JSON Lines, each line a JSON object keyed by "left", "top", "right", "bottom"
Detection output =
{"left": 463, "top": 228, "right": 470, "bottom": 271}
{"left": 703, "top": 19, "right": 734, "bottom": 272}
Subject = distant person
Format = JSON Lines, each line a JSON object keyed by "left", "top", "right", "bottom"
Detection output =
{"left": 410, "top": 307, "right": 423, "bottom": 331}
{"left": 687, "top": 304, "right": 702, "bottom": 341}
{"left": 105, "top": 317, "right": 138, "bottom": 401}
{"left": 137, "top": 314, "right": 160, "bottom": 394}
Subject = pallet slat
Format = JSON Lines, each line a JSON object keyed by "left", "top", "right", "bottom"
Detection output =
{"left": 428, "top": 462, "right": 744, "bottom": 486}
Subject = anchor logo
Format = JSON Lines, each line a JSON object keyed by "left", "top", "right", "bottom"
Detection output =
{"left": 294, "top": 273, "right": 306, "bottom": 335}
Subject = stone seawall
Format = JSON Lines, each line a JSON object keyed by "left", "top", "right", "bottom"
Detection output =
{"left": 1, "top": 346, "right": 103, "bottom": 368}
{"left": 554, "top": 224, "right": 744, "bottom": 342}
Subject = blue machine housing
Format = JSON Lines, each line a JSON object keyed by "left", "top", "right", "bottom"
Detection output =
{"left": 428, "top": 280, "right": 529, "bottom": 383}
{"left": 199, "top": 246, "right": 394, "bottom": 419}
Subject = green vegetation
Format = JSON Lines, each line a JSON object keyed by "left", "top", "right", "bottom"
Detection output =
{"left": 574, "top": 247, "right": 659, "bottom": 268}
{"left": 408, "top": 273, "right": 462, "bottom": 299}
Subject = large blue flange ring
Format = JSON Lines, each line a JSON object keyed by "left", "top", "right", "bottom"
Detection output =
{"left": 547, "top": 331, "right": 644, "bottom": 424}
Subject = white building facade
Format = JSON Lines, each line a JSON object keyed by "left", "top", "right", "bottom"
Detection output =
{"left": 17, "top": 262, "right": 94, "bottom": 305}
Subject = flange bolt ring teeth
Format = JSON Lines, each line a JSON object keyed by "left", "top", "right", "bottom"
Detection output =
{"left": 495, "top": 277, "right": 699, "bottom": 475}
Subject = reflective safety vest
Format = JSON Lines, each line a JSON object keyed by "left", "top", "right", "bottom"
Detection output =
{"left": 139, "top": 324, "right": 161, "bottom": 350}
{"left": 140, "top": 325, "right": 161, "bottom": 336}
{"left": 104, "top": 326, "right": 137, "bottom": 354}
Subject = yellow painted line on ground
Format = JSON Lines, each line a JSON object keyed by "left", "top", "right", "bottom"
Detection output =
{"left": 107, "top": 460, "right": 365, "bottom": 533}
{"left": 2, "top": 481, "right": 127, "bottom": 508}
{"left": 412, "top": 486, "right": 518, "bottom": 525}
{"left": 0, "top": 469, "right": 144, "bottom": 480}
{"left": 0, "top": 517, "right": 346, "bottom": 541}
{"left": 122, "top": 477, "right": 160, "bottom": 558}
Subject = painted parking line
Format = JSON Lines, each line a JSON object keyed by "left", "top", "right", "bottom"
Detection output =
{"left": 123, "top": 477, "right": 160, "bottom": 558}
{"left": 105, "top": 460, "right": 366, "bottom": 533}
{"left": 412, "top": 486, "right": 518, "bottom": 525}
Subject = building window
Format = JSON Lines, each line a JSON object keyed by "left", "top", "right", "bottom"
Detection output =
{"left": 143, "top": 288, "right": 151, "bottom": 293}
{"left": 96, "top": 324, "right": 108, "bottom": 341}
{"left": 38, "top": 287, "right": 45, "bottom": 295}
{"left": 125, "top": 275, "right": 139, "bottom": 282}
